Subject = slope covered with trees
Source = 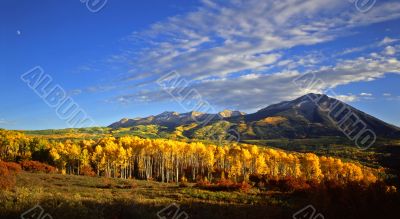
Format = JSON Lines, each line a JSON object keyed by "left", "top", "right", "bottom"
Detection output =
{"left": 0, "top": 129, "right": 379, "bottom": 185}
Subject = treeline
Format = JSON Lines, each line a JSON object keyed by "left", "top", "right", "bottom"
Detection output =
{"left": 0, "top": 129, "right": 379, "bottom": 184}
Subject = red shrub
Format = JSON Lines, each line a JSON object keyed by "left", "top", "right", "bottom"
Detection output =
{"left": 283, "top": 177, "right": 311, "bottom": 192}
{"left": 20, "top": 160, "right": 56, "bottom": 173}
{"left": 0, "top": 161, "right": 22, "bottom": 174}
{"left": 80, "top": 166, "right": 96, "bottom": 177}
{"left": 216, "top": 179, "right": 235, "bottom": 186}
{"left": 0, "top": 161, "right": 19, "bottom": 190}
{"left": 0, "top": 162, "right": 10, "bottom": 176}
{"left": 4, "top": 162, "right": 22, "bottom": 173}
{"left": 239, "top": 182, "right": 252, "bottom": 193}
{"left": 195, "top": 179, "right": 212, "bottom": 188}
{"left": 265, "top": 177, "right": 311, "bottom": 192}
{"left": 214, "top": 179, "right": 239, "bottom": 191}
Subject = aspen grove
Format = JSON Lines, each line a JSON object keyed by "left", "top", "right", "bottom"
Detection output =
{"left": 0, "top": 129, "right": 378, "bottom": 184}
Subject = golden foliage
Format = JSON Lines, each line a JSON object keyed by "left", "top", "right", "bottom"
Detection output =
{"left": 0, "top": 129, "right": 379, "bottom": 184}
{"left": 257, "top": 116, "right": 288, "bottom": 125}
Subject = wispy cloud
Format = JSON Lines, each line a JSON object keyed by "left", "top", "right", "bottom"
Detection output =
{"left": 112, "top": 40, "right": 400, "bottom": 110}
{"left": 334, "top": 94, "right": 359, "bottom": 102}
{"left": 101, "top": 0, "right": 400, "bottom": 110}
{"left": 68, "top": 89, "right": 82, "bottom": 96}
{"left": 379, "top": 36, "right": 400, "bottom": 46}
{"left": 0, "top": 119, "right": 12, "bottom": 125}
{"left": 119, "top": 0, "right": 400, "bottom": 82}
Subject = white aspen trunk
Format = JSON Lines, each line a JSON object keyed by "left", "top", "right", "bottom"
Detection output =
{"left": 176, "top": 156, "right": 179, "bottom": 184}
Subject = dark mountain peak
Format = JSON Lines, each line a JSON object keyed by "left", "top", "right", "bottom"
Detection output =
{"left": 290, "top": 93, "right": 330, "bottom": 104}
{"left": 304, "top": 93, "right": 326, "bottom": 98}
{"left": 257, "top": 93, "right": 332, "bottom": 112}
{"left": 244, "top": 93, "right": 400, "bottom": 139}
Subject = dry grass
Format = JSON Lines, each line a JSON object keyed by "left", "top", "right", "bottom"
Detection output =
{"left": 1, "top": 172, "right": 399, "bottom": 219}
{"left": 0, "top": 172, "right": 290, "bottom": 219}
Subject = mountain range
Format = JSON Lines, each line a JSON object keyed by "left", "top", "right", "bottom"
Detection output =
{"left": 109, "top": 93, "right": 400, "bottom": 141}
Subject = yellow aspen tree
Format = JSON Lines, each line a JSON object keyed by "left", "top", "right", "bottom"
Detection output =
{"left": 301, "top": 153, "right": 323, "bottom": 181}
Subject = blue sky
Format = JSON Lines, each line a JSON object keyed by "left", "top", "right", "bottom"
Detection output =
{"left": 1, "top": 0, "right": 400, "bottom": 130}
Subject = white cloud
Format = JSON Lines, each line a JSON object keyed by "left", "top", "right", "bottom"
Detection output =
{"left": 360, "top": 93, "right": 373, "bottom": 96}
{"left": 339, "top": 46, "right": 368, "bottom": 56}
{"left": 379, "top": 36, "right": 400, "bottom": 46}
{"left": 385, "top": 46, "right": 396, "bottom": 55}
{"left": 383, "top": 93, "right": 392, "bottom": 96}
{"left": 121, "top": 0, "right": 400, "bottom": 83}
{"left": 333, "top": 95, "right": 359, "bottom": 102}
{"left": 103, "top": 0, "right": 400, "bottom": 111}
{"left": 114, "top": 47, "right": 400, "bottom": 110}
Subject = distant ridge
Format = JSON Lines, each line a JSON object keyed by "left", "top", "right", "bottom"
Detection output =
{"left": 109, "top": 110, "right": 246, "bottom": 129}
{"left": 109, "top": 94, "right": 400, "bottom": 140}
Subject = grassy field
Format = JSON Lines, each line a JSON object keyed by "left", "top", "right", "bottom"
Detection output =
{"left": 3, "top": 129, "right": 399, "bottom": 218}
{"left": 1, "top": 172, "right": 399, "bottom": 219}
{"left": 0, "top": 172, "right": 294, "bottom": 219}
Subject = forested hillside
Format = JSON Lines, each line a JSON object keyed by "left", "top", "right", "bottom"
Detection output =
{"left": 0, "top": 129, "right": 380, "bottom": 184}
